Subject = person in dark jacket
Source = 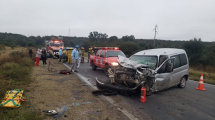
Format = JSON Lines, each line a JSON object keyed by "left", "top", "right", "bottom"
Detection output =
{"left": 29, "top": 48, "right": 33, "bottom": 58}
{"left": 41, "top": 49, "right": 47, "bottom": 66}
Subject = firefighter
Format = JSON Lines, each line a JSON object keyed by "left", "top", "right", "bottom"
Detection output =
{"left": 67, "top": 48, "right": 73, "bottom": 64}
{"left": 81, "top": 47, "right": 85, "bottom": 63}
{"left": 62, "top": 48, "right": 67, "bottom": 63}
{"left": 87, "top": 47, "right": 94, "bottom": 63}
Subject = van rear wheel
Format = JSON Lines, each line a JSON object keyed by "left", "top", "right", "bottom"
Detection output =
{"left": 177, "top": 77, "right": 186, "bottom": 88}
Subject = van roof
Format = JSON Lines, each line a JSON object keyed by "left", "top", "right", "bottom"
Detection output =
{"left": 134, "top": 48, "right": 186, "bottom": 56}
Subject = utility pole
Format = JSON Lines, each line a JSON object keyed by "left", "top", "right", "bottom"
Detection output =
{"left": 153, "top": 25, "right": 158, "bottom": 47}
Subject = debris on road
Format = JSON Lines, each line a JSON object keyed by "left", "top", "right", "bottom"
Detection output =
{"left": 53, "top": 105, "right": 68, "bottom": 119}
{"left": 59, "top": 70, "right": 71, "bottom": 74}
{"left": 92, "top": 89, "right": 117, "bottom": 96}
{"left": 72, "top": 101, "right": 92, "bottom": 106}
{"left": 43, "top": 110, "right": 58, "bottom": 115}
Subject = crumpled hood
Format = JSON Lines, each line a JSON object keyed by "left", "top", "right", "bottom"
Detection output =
{"left": 117, "top": 55, "right": 149, "bottom": 70}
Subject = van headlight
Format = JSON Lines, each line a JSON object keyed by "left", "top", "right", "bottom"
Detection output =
{"left": 111, "top": 62, "right": 119, "bottom": 66}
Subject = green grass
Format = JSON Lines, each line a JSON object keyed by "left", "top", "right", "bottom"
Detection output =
{"left": 189, "top": 68, "right": 215, "bottom": 85}
{"left": 0, "top": 49, "right": 42, "bottom": 120}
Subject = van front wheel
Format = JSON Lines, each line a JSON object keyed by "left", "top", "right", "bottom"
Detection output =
{"left": 177, "top": 77, "right": 186, "bottom": 88}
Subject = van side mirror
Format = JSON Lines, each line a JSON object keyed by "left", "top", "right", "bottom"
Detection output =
{"left": 100, "top": 55, "right": 104, "bottom": 58}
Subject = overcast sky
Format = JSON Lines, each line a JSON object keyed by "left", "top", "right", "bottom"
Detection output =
{"left": 0, "top": 0, "right": 214, "bottom": 41}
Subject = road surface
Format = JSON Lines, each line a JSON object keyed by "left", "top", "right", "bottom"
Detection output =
{"left": 65, "top": 61, "right": 215, "bottom": 120}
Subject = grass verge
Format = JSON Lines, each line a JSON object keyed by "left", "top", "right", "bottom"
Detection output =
{"left": 0, "top": 47, "right": 42, "bottom": 120}
{"left": 189, "top": 68, "right": 215, "bottom": 85}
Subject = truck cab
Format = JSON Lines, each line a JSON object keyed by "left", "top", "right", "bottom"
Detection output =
{"left": 46, "top": 39, "right": 64, "bottom": 56}
{"left": 90, "top": 47, "right": 126, "bottom": 75}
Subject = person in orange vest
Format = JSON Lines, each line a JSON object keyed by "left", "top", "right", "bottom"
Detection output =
{"left": 81, "top": 47, "right": 85, "bottom": 63}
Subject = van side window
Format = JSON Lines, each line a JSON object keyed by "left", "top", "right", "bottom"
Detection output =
{"left": 96, "top": 50, "right": 101, "bottom": 56}
{"left": 171, "top": 55, "right": 180, "bottom": 69}
{"left": 180, "top": 54, "right": 187, "bottom": 66}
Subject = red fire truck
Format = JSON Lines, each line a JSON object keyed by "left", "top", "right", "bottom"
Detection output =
{"left": 90, "top": 47, "right": 126, "bottom": 75}
{"left": 45, "top": 38, "right": 64, "bottom": 56}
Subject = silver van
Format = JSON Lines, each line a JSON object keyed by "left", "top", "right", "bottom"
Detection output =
{"left": 129, "top": 48, "right": 189, "bottom": 93}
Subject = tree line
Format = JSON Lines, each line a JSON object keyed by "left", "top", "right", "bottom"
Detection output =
{"left": 0, "top": 32, "right": 214, "bottom": 68}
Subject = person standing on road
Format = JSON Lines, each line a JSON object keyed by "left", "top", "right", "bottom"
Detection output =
{"left": 59, "top": 48, "right": 62, "bottom": 62}
{"left": 87, "top": 47, "right": 92, "bottom": 63}
{"left": 29, "top": 48, "right": 33, "bottom": 58}
{"left": 77, "top": 47, "right": 82, "bottom": 68}
{"left": 41, "top": 49, "right": 47, "bottom": 66}
{"left": 35, "top": 49, "right": 42, "bottom": 66}
{"left": 71, "top": 45, "right": 79, "bottom": 73}
{"left": 47, "top": 48, "right": 55, "bottom": 71}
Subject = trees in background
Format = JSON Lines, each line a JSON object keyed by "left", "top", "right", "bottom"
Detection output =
{"left": 122, "top": 35, "right": 135, "bottom": 42}
{"left": 183, "top": 38, "right": 204, "bottom": 66}
{"left": 88, "top": 31, "right": 108, "bottom": 42}
{"left": 1, "top": 32, "right": 215, "bottom": 68}
{"left": 109, "top": 36, "right": 118, "bottom": 42}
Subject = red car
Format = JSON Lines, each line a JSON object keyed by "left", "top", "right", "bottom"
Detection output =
{"left": 90, "top": 47, "right": 126, "bottom": 75}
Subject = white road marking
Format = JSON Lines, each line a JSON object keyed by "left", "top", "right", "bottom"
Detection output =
{"left": 63, "top": 63, "right": 138, "bottom": 120}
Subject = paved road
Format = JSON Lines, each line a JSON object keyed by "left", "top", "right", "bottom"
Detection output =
{"left": 66, "top": 61, "right": 215, "bottom": 120}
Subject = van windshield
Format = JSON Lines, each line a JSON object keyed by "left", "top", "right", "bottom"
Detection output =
{"left": 129, "top": 55, "right": 158, "bottom": 70}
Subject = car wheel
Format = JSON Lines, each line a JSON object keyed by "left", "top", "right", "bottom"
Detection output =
{"left": 92, "top": 61, "right": 97, "bottom": 70}
{"left": 105, "top": 65, "right": 110, "bottom": 76}
{"left": 177, "top": 76, "right": 186, "bottom": 88}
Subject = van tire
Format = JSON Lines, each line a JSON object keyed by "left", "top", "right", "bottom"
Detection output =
{"left": 92, "top": 61, "right": 97, "bottom": 70}
{"left": 177, "top": 76, "right": 186, "bottom": 88}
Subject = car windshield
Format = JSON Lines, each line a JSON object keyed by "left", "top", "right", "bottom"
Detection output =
{"left": 50, "top": 43, "right": 64, "bottom": 46}
{"left": 105, "top": 51, "right": 126, "bottom": 57}
{"left": 129, "top": 55, "right": 158, "bottom": 70}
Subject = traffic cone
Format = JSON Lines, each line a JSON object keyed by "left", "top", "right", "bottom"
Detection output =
{"left": 141, "top": 87, "right": 146, "bottom": 103}
{"left": 196, "top": 74, "right": 206, "bottom": 91}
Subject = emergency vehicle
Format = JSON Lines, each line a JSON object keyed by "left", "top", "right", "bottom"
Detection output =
{"left": 45, "top": 37, "right": 64, "bottom": 56}
{"left": 90, "top": 47, "right": 126, "bottom": 76}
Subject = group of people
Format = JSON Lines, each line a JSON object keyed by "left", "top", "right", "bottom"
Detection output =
{"left": 29, "top": 45, "right": 84, "bottom": 73}
{"left": 30, "top": 48, "right": 54, "bottom": 71}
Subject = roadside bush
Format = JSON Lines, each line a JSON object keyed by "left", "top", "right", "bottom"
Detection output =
{"left": 0, "top": 44, "right": 6, "bottom": 51}
{"left": 1, "top": 62, "right": 31, "bottom": 81}
{"left": 10, "top": 44, "right": 16, "bottom": 49}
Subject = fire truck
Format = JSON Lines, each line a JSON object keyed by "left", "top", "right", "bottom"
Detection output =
{"left": 90, "top": 47, "right": 126, "bottom": 76}
{"left": 45, "top": 37, "right": 64, "bottom": 56}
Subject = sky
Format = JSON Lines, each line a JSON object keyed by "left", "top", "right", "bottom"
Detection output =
{"left": 0, "top": 0, "right": 214, "bottom": 41}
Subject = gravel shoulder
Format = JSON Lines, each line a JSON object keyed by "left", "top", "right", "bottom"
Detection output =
{"left": 26, "top": 59, "right": 128, "bottom": 120}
